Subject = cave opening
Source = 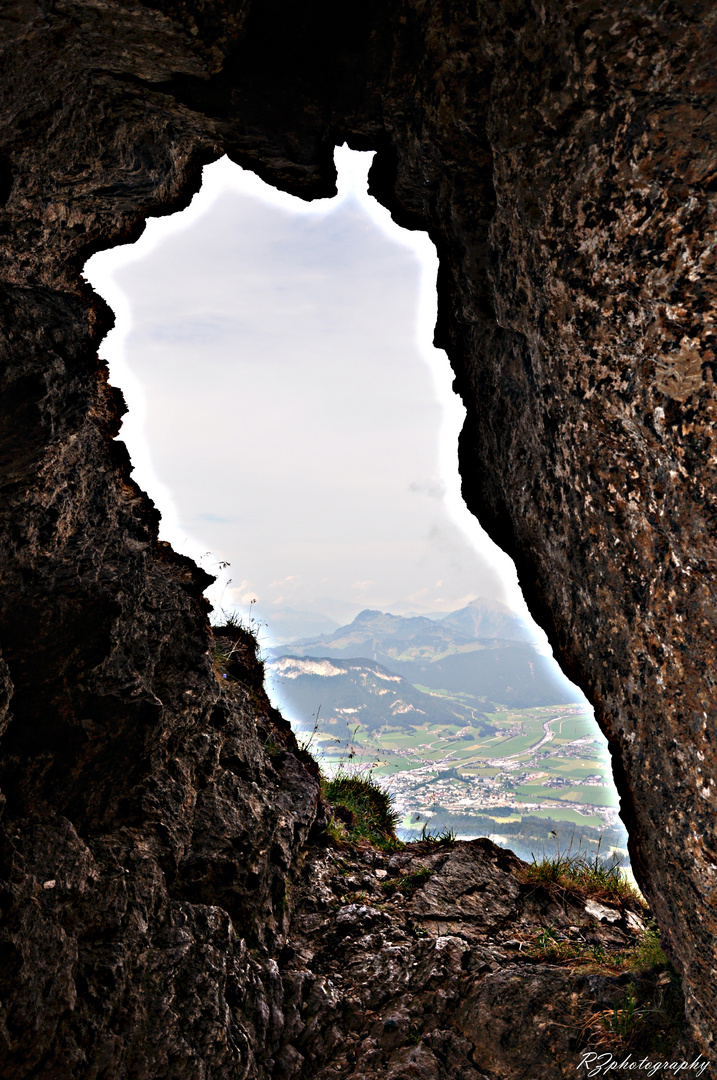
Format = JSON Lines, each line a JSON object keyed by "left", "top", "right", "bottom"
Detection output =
{"left": 83, "top": 147, "right": 628, "bottom": 863}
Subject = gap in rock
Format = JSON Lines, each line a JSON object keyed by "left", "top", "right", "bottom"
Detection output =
{"left": 83, "top": 147, "right": 630, "bottom": 866}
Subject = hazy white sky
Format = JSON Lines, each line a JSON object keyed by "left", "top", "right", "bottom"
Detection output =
{"left": 84, "top": 149, "right": 539, "bottom": 636}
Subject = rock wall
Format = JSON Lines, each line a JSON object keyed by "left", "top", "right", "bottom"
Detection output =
{"left": 0, "top": 0, "right": 715, "bottom": 1071}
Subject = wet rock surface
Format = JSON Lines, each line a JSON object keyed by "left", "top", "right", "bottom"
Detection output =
{"left": 0, "top": 0, "right": 716, "bottom": 1072}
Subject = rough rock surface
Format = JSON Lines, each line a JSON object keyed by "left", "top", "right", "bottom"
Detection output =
{"left": 277, "top": 837, "right": 681, "bottom": 1079}
{"left": 0, "top": 0, "right": 715, "bottom": 1072}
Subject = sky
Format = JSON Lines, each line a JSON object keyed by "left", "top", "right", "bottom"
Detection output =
{"left": 83, "top": 148, "right": 543, "bottom": 642}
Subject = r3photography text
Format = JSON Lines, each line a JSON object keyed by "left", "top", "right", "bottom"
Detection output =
{"left": 577, "top": 1053, "right": 710, "bottom": 1078}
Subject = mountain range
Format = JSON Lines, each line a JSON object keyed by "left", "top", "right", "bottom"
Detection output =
{"left": 268, "top": 655, "right": 497, "bottom": 740}
{"left": 266, "top": 600, "right": 583, "bottom": 718}
{"left": 268, "top": 599, "right": 533, "bottom": 656}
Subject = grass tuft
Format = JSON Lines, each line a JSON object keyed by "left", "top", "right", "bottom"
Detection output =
{"left": 632, "top": 924, "right": 668, "bottom": 969}
{"left": 419, "top": 823, "right": 457, "bottom": 846}
{"left": 528, "top": 922, "right": 671, "bottom": 975}
{"left": 322, "top": 768, "right": 402, "bottom": 851}
{"left": 527, "top": 919, "right": 684, "bottom": 1052}
{"left": 520, "top": 846, "right": 645, "bottom": 909}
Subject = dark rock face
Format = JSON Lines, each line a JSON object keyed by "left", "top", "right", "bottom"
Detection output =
{"left": 0, "top": 0, "right": 715, "bottom": 1071}
{"left": 0, "top": 630, "right": 323, "bottom": 1076}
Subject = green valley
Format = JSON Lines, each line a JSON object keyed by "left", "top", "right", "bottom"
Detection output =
{"left": 265, "top": 602, "right": 628, "bottom": 859}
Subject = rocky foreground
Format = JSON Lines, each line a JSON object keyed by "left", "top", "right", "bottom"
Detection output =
{"left": 278, "top": 836, "right": 684, "bottom": 1080}
{"left": 0, "top": 633, "right": 683, "bottom": 1078}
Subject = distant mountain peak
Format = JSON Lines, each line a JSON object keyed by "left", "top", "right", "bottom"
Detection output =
{"left": 462, "top": 597, "right": 512, "bottom": 613}
{"left": 266, "top": 599, "right": 580, "bottom": 709}
{"left": 352, "top": 608, "right": 386, "bottom": 622}
{"left": 269, "top": 598, "right": 533, "bottom": 658}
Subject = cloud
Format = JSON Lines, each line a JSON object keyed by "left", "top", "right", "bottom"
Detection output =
{"left": 144, "top": 315, "right": 242, "bottom": 345}
{"left": 408, "top": 478, "right": 446, "bottom": 499}
{"left": 87, "top": 151, "right": 533, "bottom": 630}
{"left": 222, "top": 581, "right": 257, "bottom": 607}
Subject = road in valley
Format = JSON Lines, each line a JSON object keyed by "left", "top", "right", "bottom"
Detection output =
{"left": 481, "top": 715, "right": 563, "bottom": 763}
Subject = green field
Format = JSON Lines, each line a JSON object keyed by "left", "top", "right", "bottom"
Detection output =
{"left": 313, "top": 705, "right": 607, "bottom": 766}
{"left": 515, "top": 782, "right": 618, "bottom": 807}
{"left": 509, "top": 806, "right": 605, "bottom": 827}
{"left": 303, "top": 699, "right": 619, "bottom": 824}
{"left": 478, "top": 732, "right": 542, "bottom": 757}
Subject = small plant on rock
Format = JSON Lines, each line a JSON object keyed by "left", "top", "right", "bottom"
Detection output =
{"left": 520, "top": 841, "right": 644, "bottom": 909}
{"left": 419, "top": 823, "right": 457, "bottom": 846}
{"left": 536, "top": 925, "right": 558, "bottom": 949}
{"left": 579, "top": 923, "right": 685, "bottom": 1054}
{"left": 322, "top": 767, "right": 402, "bottom": 851}
{"left": 381, "top": 867, "right": 433, "bottom": 897}
{"left": 602, "top": 983, "right": 642, "bottom": 1042}
{"left": 632, "top": 924, "right": 668, "bottom": 969}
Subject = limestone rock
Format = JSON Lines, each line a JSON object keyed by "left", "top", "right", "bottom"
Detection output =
{"left": 0, "top": 0, "right": 715, "bottom": 1070}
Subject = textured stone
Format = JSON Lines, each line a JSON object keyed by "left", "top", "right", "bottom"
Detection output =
{"left": 0, "top": 0, "right": 716, "bottom": 1071}
{"left": 276, "top": 838, "right": 666, "bottom": 1079}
